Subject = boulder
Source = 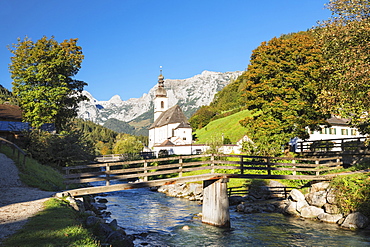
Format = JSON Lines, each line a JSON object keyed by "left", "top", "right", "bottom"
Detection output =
{"left": 305, "top": 190, "right": 327, "bottom": 207}
{"left": 300, "top": 206, "right": 325, "bottom": 219}
{"left": 86, "top": 216, "right": 105, "bottom": 227}
{"left": 284, "top": 201, "right": 299, "bottom": 216}
{"left": 341, "top": 212, "right": 370, "bottom": 229}
{"left": 296, "top": 200, "right": 309, "bottom": 213}
{"left": 268, "top": 180, "right": 287, "bottom": 198}
{"left": 106, "top": 232, "right": 134, "bottom": 247}
{"left": 310, "top": 182, "right": 330, "bottom": 192}
{"left": 289, "top": 189, "right": 305, "bottom": 202}
{"left": 326, "top": 188, "right": 337, "bottom": 204}
{"left": 318, "top": 213, "right": 343, "bottom": 224}
{"left": 324, "top": 203, "right": 340, "bottom": 214}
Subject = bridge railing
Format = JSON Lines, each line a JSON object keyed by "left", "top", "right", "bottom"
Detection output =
{"left": 63, "top": 154, "right": 343, "bottom": 187}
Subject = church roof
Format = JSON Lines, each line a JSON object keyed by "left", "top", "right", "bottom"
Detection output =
{"left": 150, "top": 105, "right": 191, "bottom": 129}
{"left": 156, "top": 139, "right": 175, "bottom": 147}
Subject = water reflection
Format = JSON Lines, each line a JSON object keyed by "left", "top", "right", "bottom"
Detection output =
{"left": 104, "top": 188, "right": 370, "bottom": 247}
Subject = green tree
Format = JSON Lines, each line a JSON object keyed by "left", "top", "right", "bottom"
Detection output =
{"left": 315, "top": 0, "right": 370, "bottom": 126}
{"left": 9, "top": 36, "right": 87, "bottom": 132}
{"left": 239, "top": 32, "right": 329, "bottom": 155}
{"left": 113, "top": 135, "right": 143, "bottom": 154}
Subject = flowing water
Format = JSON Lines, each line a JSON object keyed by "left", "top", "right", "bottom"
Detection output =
{"left": 101, "top": 187, "right": 370, "bottom": 247}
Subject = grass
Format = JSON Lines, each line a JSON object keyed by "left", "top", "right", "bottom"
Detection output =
{"left": 0, "top": 145, "right": 66, "bottom": 191}
{"left": 194, "top": 109, "right": 252, "bottom": 144}
{"left": 2, "top": 198, "right": 100, "bottom": 247}
{"left": 0, "top": 145, "right": 98, "bottom": 246}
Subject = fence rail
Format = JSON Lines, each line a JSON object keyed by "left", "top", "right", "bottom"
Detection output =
{"left": 296, "top": 137, "right": 367, "bottom": 153}
{"left": 63, "top": 154, "right": 342, "bottom": 187}
{"left": 0, "top": 137, "right": 27, "bottom": 166}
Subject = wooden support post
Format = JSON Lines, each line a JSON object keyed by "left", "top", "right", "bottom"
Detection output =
{"left": 144, "top": 161, "right": 148, "bottom": 181}
{"left": 106, "top": 163, "right": 110, "bottom": 186}
{"left": 179, "top": 158, "right": 183, "bottom": 177}
{"left": 202, "top": 177, "right": 230, "bottom": 228}
{"left": 292, "top": 160, "right": 296, "bottom": 176}
{"left": 267, "top": 157, "right": 271, "bottom": 177}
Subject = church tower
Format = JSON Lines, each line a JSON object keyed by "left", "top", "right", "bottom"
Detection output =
{"left": 153, "top": 68, "right": 168, "bottom": 121}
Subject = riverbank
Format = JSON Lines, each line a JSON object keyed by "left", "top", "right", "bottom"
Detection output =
{"left": 155, "top": 180, "right": 370, "bottom": 230}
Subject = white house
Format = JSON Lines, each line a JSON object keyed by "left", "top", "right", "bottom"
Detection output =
{"left": 292, "top": 116, "right": 366, "bottom": 152}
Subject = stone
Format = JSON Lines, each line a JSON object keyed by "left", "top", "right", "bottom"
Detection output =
{"left": 296, "top": 200, "right": 309, "bottom": 213}
{"left": 300, "top": 206, "right": 325, "bottom": 219}
{"left": 310, "top": 182, "right": 330, "bottom": 193}
{"left": 236, "top": 204, "right": 245, "bottom": 212}
{"left": 108, "top": 219, "right": 119, "bottom": 230}
{"left": 324, "top": 203, "right": 340, "bottom": 214}
{"left": 97, "top": 198, "right": 108, "bottom": 203}
{"left": 86, "top": 216, "right": 104, "bottom": 227}
{"left": 91, "top": 202, "right": 107, "bottom": 211}
{"left": 341, "top": 212, "right": 370, "bottom": 229}
{"left": 289, "top": 189, "right": 305, "bottom": 202}
{"left": 284, "top": 201, "right": 299, "bottom": 216}
{"left": 318, "top": 213, "right": 343, "bottom": 224}
{"left": 305, "top": 190, "right": 327, "bottom": 207}
{"left": 268, "top": 180, "right": 287, "bottom": 198}
{"left": 326, "top": 188, "right": 337, "bottom": 204}
{"left": 107, "top": 232, "right": 134, "bottom": 247}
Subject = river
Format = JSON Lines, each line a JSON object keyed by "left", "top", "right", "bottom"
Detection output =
{"left": 99, "top": 187, "right": 370, "bottom": 247}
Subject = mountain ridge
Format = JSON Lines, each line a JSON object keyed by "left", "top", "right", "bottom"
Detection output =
{"left": 77, "top": 70, "right": 243, "bottom": 135}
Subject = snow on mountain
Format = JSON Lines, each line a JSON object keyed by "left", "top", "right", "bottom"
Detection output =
{"left": 77, "top": 70, "right": 243, "bottom": 125}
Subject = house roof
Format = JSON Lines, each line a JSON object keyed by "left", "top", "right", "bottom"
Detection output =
{"left": 326, "top": 116, "right": 350, "bottom": 126}
{"left": 149, "top": 105, "right": 191, "bottom": 129}
{"left": 156, "top": 139, "right": 175, "bottom": 147}
{"left": 0, "top": 104, "right": 22, "bottom": 121}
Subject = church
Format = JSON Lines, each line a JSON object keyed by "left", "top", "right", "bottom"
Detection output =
{"left": 148, "top": 70, "right": 197, "bottom": 155}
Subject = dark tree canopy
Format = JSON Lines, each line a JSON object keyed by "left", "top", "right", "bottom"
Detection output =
{"left": 9, "top": 36, "right": 87, "bottom": 132}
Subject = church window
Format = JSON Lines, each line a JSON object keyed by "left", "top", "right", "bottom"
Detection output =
{"left": 161, "top": 101, "right": 164, "bottom": 108}
{"left": 183, "top": 137, "right": 186, "bottom": 140}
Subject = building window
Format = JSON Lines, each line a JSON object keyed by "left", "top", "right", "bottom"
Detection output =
{"left": 341, "top": 129, "right": 348, "bottom": 135}
{"left": 183, "top": 137, "right": 186, "bottom": 140}
{"left": 161, "top": 101, "right": 164, "bottom": 108}
{"left": 351, "top": 129, "right": 357, "bottom": 135}
{"left": 329, "top": 128, "right": 336, "bottom": 135}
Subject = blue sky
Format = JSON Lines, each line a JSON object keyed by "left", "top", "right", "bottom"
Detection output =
{"left": 0, "top": 0, "right": 331, "bottom": 101}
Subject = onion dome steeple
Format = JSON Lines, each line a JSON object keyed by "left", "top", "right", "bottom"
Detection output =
{"left": 156, "top": 66, "right": 167, "bottom": 97}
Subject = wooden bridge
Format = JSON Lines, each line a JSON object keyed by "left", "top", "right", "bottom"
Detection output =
{"left": 63, "top": 153, "right": 342, "bottom": 197}
{"left": 62, "top": 153, "right": 342, "bottom": 228}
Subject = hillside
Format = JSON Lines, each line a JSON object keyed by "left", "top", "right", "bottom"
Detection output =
{"left": 194, "top": 109, "right": 252, "bottom": 144}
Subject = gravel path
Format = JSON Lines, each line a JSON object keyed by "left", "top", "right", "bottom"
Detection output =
{"left": 0, "top": 153, "right": 54, "bottom": 244}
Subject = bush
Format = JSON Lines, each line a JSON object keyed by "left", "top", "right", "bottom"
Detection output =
{"left": 330, "top": 173, "right": 370, "bottom": 217}
{"left": 17, "top": 129, "right": 95, "bottom": 168}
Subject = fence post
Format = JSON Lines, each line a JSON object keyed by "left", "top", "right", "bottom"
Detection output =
{"left": 179, "top": 158, "right": 183, "bottom": 177}
{"left": 315, "top": 159, "right": 320, "bottom": 176}
{"left": 144, "top": 161, "right": 148, "bottom": 181}
{"left": 106, "top": 163, "right": 110, "bottom": 186}
{"left": 240, "top": 156, "right": 244, "bottom": 175}
{"left": 292, "top": 159, "right": 296, "bottom": 176}
{"left": 211, "top": 154, "right": 215, "bottom": 174}
{"left": 267, "top": 157, "right": 271, "bottom": 176}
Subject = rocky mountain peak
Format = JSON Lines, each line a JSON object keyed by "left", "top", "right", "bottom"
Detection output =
{"left": 77, "top": 70, "right": 243, "bottom": 130}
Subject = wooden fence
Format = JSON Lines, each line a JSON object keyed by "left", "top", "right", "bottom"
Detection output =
{"left": 63, "top": 154, "right": 342, "bottom": 187}
{"left": 296, "top": 137, "right": 367, "bottom": 153}
{"left": 0, "top": 137, "right": 27, "bottom": 166}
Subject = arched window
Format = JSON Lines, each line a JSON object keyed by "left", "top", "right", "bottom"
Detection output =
{"left": 161, "top": 101, "right": 164, "bottom": 108}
